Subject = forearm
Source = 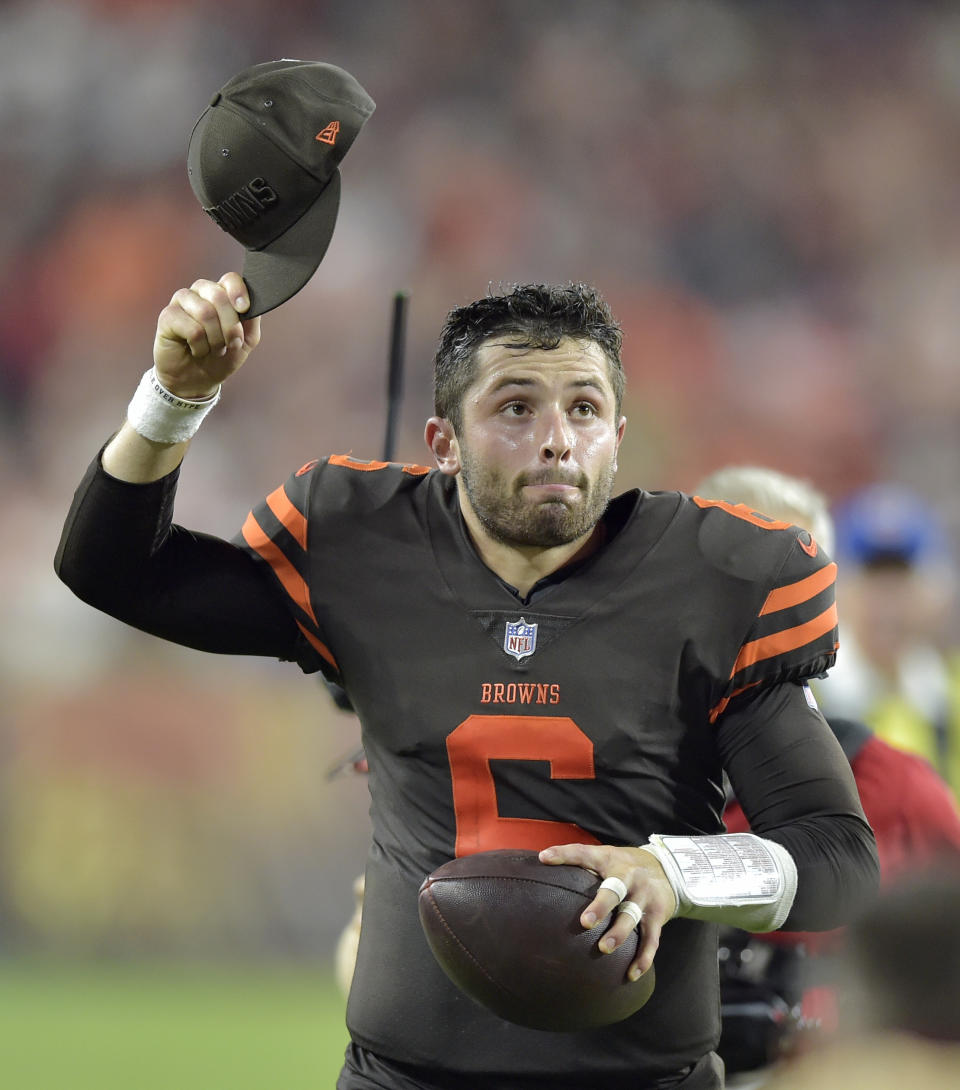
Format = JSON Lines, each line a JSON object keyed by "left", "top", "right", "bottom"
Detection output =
{"left": 719, "top": 683, "right": 880, "bottom": 931}
{"left": 640, "top": 830, "right": 798, "bottom": 932}
{"left": 101, "top": 420, "right": 189, "bottom": 483}
{"left": 55, "top": 273, "right": 291, "bottom": 653}
{"left": 101, "top": 359, "right": 225, "bottom": 483}
{"left": 765, "top": 812, "right": 878, "bottom": 930}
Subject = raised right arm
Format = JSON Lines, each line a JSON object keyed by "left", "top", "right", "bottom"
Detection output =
{"left": 54, "top": 274, "right": 308, "bottom": 666}
{"left": 102, "top": 272, "right": 257, "bottom": 483}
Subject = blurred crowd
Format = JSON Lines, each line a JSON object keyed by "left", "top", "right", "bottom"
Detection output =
{"left": 1, "top": 0, "right": 959, "bottom": 962}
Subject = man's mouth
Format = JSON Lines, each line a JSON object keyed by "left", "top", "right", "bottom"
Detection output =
{"left": 519, "top": 476, "right": 585, "bottom": 502}
{"left": 523, "top": 482, "right": 578, "bottom": 494}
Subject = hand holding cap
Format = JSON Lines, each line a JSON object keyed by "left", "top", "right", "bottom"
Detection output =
{"left": 187, "top": 59, "right": 375, "bottom": 317}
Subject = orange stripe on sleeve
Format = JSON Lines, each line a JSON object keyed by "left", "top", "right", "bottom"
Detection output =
{"left": 692, "top": 496, "right": 794, "bottom": 531}
{"left": 266, "top": 485, "right": 308, "bottom": 550}
{"left": 328, "top": 453, "right": 431, "bottom": 475}
{"left": 329, "top": 454, "right": 390, "bottom": 472}
{"left": 296, "top": 621, "right": 339, "bottom": 671}
{"left": 760, "top": 562, "right": 837, "bottom": 616}
{"left": 241, "top": 512, "right": 319, "bottom": 627}
{"left": 730, "top": 603, "right": 839, "bottom": 679}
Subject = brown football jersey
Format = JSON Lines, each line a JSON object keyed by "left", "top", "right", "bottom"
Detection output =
{"left": 234, "top": 456, "right": 844, "bottom": 1077}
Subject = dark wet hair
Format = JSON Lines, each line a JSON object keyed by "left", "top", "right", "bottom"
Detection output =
{"left": 434, "top": 283, "right": 624, "bottom": 433}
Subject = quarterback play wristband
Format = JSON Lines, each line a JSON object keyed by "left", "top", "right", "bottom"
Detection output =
{"left": 127, "top": 367, "right": 222, "bottom": 443}
{"left": 640, "top": 832, "right": 797, "bottom": 932}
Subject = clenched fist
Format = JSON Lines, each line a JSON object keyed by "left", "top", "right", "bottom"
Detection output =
{"left": 154, "top": 272, "right": 260, "bottom": 399}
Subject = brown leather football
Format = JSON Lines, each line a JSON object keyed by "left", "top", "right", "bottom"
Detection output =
{"left": 417, "top": 848, "right": 656, "bottom": 1031}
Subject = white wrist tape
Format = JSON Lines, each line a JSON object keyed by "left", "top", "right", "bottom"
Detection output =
{"left": 127, "top": 368, "right": 221, "bottom": 443}
{"left": 640, "top": 833, "right": 797, "bottom": 932}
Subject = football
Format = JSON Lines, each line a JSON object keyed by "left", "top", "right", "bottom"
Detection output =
{"left": 417, "top": 848, "right": 656, "bottom": 1031}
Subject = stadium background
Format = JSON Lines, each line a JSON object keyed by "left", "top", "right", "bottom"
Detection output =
{"left": 1, "top": 1, "right": 959, "bottom": 1085}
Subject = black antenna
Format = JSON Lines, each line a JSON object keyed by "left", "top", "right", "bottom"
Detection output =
{"left": 383, "top": 290, "right": 408, "bottom": 462}
{"left": 324, "top": 291, "right": 411, "bottom": 766}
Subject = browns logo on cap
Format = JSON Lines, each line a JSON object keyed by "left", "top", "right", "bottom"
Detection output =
{"left": 187, "top": 60, "right": 375, "bottom": 318}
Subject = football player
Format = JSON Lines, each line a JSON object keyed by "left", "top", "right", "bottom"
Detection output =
{"left": 56, "top": 274, "right": 878, "bottom": 1090}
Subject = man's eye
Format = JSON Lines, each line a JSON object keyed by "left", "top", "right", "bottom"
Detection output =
{"left": 503, "top": 403, "right": 527, "bottom": 416}
{"left": 572, "top": 403, "right": 597, "bottom": 416}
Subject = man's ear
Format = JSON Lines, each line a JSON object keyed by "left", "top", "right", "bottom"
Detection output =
{"left": 424, "top": 417, "right": 461, "bottom": 476}
{"left": 613, "top": 415, "right": 626, "bottom": 472}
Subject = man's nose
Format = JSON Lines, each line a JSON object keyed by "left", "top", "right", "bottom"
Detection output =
{"left": 538, "top": 407, "right": 572, "bottom": 462}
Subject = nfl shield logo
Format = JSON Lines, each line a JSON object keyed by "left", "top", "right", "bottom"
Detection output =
{"left": 504, "top": 618, "right": 538, "bottom": 661}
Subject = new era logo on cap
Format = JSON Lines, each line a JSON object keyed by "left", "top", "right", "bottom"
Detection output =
{"left": 187, "top": 60, "right": 375, "bottom": 317}
{"left": 316, "top": 121, "right": 340, "bottom": 145}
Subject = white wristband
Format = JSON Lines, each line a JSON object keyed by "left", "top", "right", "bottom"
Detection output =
{"left": 127, "top": 367, "right": 221, "bottom": 443}
{"left": 640, "top": 832, "right": 797, "bottom": 932}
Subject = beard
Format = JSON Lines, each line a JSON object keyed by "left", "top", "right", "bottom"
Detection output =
{"left": 458, "top": 448, "right": 618, "bottom": 548}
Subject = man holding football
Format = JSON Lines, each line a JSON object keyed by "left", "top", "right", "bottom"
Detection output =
{"left": 56, "top": 271, "right": 878, "bottom": 1089}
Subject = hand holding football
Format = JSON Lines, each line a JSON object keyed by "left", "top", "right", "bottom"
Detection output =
{"left": 418, "top": 848, "right": 656, "bottom": 1031}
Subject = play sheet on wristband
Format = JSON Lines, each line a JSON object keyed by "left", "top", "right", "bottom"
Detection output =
{"left": 658, "top": 834, "right": 781, "bottom": 904}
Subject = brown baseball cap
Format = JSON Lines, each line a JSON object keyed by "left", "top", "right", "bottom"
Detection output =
{"left": 187, "top": 60, "right": 375, "bottom": 317}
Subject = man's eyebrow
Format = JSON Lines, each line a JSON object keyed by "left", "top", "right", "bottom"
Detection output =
{"left": 487, "top": 376, "right": 608, "bottom": 395}
{"left": 568, "top": 378, "right": 607, "bottom": 395}
{"left": 488, "top": 376, "right": 536, "bottom": 393}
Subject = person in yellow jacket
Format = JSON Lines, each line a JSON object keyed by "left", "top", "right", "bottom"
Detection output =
{"left": 822, "top": 483, "right": 960, "bottom": 796}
